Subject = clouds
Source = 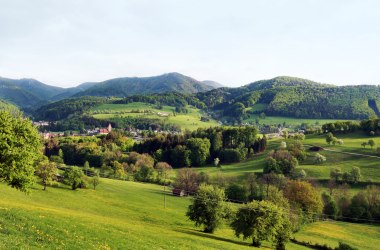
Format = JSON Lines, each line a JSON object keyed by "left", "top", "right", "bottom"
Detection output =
{"left": 0, "top": 0, "right": 379, "bottom": 87}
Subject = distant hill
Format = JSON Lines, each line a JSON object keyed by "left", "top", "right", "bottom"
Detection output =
{"left": 3, "top": 74, "right": 380, "bottom": 120}
{"left": 49, "top": 82, "right": 98, "bottom": 101}
{"left": 0, "top": 73, "right": 218, "bottom": 109}
{"left": 202, "top": 80, "right": 224, "bottom": 89}
{"left": 196, "top": 76, "right": 380, "bottom": 120}
{"left": 73, "top": 73, "right": 215, "bottom": 98}
{"left": 0, "top": 77, "right": 71, "bottom": 109}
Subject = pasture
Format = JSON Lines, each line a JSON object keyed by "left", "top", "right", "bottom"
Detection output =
{"left": 243, "top": 115, "right": 353, "bottom": 128}
{"left": 89, "top": 102, "right": 219, "bottom": 131}
{"left": 1, "top": 178, "right": 378, "bottom": 249}
{"left": 191, "top": 133, "right": 380, "bottom": 183}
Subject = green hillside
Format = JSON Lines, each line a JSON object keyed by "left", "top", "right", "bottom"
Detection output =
{"left": 1, "top": 179, "right": 378, "bottom": 249}
{"left": 0, "top": 77, "right": 66, "bottom": 108}
{"left": 74, "top": 72, "right": 215, "bottom": 97}
{"left": 90, "top": 102, "right": 219, "bottom": 131}
{"left": 196, "top": 76, "right": 380, "bottom": 120}
{"left": 192, "top": 132, "right": 380, "bottom": 183}
{"left": 3, "top": 74, "right": 380, "bottom": 122}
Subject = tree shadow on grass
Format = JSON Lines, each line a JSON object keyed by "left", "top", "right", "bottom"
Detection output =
{"left": 175, "top": 227, "right": 251, "bottom": 247}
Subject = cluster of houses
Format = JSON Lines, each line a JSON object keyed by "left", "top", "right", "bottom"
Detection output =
{"left": 41, "top": 124, "right": 113, "bottom": 139}
{"left": 87, "top": 124, "right": 113, "bottom": 135}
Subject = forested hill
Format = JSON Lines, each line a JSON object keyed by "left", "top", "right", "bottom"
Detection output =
{"left": 3, "top": 74, "right": 380, "bottom": 120}
{"left": 0, "top": 77, "right": 66, "bottom": 108}
{"left": 195, "top": 76, "right": 380, "bottom": 120}
{"left": 72, "top": 72, "right": 216, "bottom": 98}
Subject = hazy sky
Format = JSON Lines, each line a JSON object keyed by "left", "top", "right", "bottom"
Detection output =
{"left": 0, "top": 0, "right": 379, "bottom": 87}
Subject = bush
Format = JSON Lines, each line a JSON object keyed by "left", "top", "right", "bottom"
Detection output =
{"left": 63, "top": 166, "right": 86, "bottom": 190}
{"left": 314, "top": 153, "right": 326, "bottom": 164}
{"left": 225, "top": 183, "right": 247, "bottom": 202}
{"left": 336, "top": 242, "right": 358, "bottom": 250}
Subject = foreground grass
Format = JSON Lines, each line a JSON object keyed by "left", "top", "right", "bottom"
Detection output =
{"left": 294, "top": 221, "right": 380, "bottom": 250}
{"left": 0, "top": 180, "right": 282, "bottom": 249}
{"left": 1, "top": 179, "right": 378, "bottom": 249}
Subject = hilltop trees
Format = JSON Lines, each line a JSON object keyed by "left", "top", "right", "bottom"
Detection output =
{"left": 0, "top": 111, "right": 41, "bottom": 192}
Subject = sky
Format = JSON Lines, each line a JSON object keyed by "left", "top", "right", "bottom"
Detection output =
{"left": 0, "top": 0, "right": 379, "bottom": 88}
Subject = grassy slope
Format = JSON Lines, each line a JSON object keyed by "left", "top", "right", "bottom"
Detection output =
{"left": 191, "top": 133, "right": 380, "bottom": 183}
{"left": 301, "top": 133, "right": 380, "bottom": 182}
{"left": 2, "top": 179, "right": 378, "bottom": 249}
{"left": 305, "top": 132, "right": 380, "bottom": 155}
{"left": 90, "top": 102, "right": 219, "bottom": 131}
{"left": 294, "top": 221, "right": 380, "bottom": 250}
{"left": 0, "top": 180, "right": 284, "bottom": 250}
{"left": 243, "top": 115, "right": 352, "bottom": 127}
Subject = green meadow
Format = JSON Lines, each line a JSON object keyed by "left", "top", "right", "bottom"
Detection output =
{"left": 1, "top": 178, "right": 378, "bottom": 249}
{"left": 243, "top": 115, "right": 353, "bottom": 128}
{"left": 0, "top": 179, "right": 307, "bottom": 250}
{"left": 190, "top": 133, "right": 380, "bottom": 183}
{"left": 294, "top": 221, "right": 380, "bottom": 250}
{"left": 89, "top": 102, "right": 219, "bottom": 131}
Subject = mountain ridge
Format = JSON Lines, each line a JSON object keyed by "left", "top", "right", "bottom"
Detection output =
{"left": 0, "top": 73, "right": 219, "bottom": 108}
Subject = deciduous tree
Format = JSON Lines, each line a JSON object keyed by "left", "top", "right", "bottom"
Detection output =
{"left": 0, "top": 111, "right": 41, "bottom": 192}
{"left": 186, "top": 184, "right": 227, "bottom": 233}
{"left": 36, "top": 159, "right": 58, "bottom": 190}
{"left": 231, "top": 200, "right": 291, "bottom": 248}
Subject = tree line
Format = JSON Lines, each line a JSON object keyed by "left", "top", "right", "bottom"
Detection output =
{"left": 134, "top": 126, "right": 266, "bottom": 167}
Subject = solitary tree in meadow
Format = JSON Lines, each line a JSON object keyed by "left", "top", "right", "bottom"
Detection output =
{"left": 231, "top": 200, "right": 291, "bottom": 248}
{"left": 186, "top": 184, "right": 227, "bottom": 233}
{"left": 36, "top": 158, "right": 58, "bottom": 190}
{"left": 91, "top": 171, "right": 100, "bottom": 190}
{"left": 64, "top": 166, "right": 85, "bottom": 190}
{"left": 326, "top": 132, "right": 334, "bottom": 145}
{"left": 84, "top": 161, "right": 90, "bottom": 175}
{"left": 368, "top": 139, "right": 375, "bottom": 149}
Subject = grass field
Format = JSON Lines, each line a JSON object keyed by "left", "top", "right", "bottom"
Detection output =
{"left": 89, "top": 102, "right": 219, "bottom": 131}
{"left": 305, "top": 132, "right": 380, "bottom": 155}
{"left": 0, "top": 179, "right": 312, "bottom": 250}
{"left": 190, "top": 132, "right": 380, "bottom": 184}
{"left": 300, "top": 133, "right": 380, "bottom": 182}
{"left": 294, "top": 221, "right": 380, "bottom": 250}
{"left": 1, "top": 179, "right": 378, "bottom": 249}
{"left": 243, "top": 115, "right": 353, "bottom": 128}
